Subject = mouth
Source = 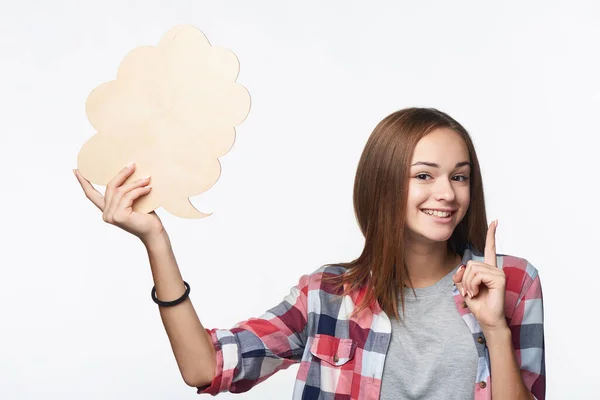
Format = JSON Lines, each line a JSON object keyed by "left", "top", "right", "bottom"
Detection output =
{"left": 420, "top": 209, "right": 456, "bottom": 221}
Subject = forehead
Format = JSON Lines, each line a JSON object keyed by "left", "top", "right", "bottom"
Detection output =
{"left": 411, "top": 127, "right": 470, "bottom": 164}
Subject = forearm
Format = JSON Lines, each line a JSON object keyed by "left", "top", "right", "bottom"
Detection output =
{"left": 143, "top": 231, "right": 216, "bottom": 387}
{"left": 484, "top": 326, "right": 532, "bottom": 400}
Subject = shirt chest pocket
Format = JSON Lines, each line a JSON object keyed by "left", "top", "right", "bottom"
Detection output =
{"left": 309, "top": 333, "right": 357, "bottom": 367}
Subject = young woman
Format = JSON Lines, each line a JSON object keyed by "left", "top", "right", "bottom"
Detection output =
{"left": 74, "top": 107, "right": 545, "bottom": 400}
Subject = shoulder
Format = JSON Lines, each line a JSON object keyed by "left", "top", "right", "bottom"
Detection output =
{"left": 497, "top": 254, "right": 539, "bottom": 281}
{"left": 289, "top": 264, "right": 348, "bottom": 294}
{"left": 303, "top": 264, "right": 348, "bottom": 292}
{"left": 291, "top": 265, "right": 353, "bottom": 313}
{"left": 309, "top": 264, "right": 348, "bottom": 278}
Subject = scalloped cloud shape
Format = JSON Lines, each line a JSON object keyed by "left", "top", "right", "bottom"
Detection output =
{"left": 77, "top": 24, "right": 251, "bottom": 218}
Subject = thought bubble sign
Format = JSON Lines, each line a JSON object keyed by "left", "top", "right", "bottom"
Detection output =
{"left": 77, "top": 24, "right": 251, "bottom": 218}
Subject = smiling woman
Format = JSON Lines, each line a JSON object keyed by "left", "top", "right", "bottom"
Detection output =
{"left": 74, "top": 107, "right": 545, "bottom": 400}
{"left": 318, "top": 109, "right": 544, "bottom": 399}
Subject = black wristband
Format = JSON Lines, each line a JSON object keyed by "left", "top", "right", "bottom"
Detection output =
{"left": 151, "top": 281, "right": 190, "bottom": 307}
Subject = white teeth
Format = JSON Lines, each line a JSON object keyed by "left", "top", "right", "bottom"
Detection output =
{"left": 422, "top": 209, "right": 452, "bottom": 217}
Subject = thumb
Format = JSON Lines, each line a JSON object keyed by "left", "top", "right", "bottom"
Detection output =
{"left": 452, "top": 264, "right": 465, "bottom": 284}
{"left": 452, "top": 264, "right": 466, "bottom": 296}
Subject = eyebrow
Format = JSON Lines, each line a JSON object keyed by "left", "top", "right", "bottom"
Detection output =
{"left": 411, "top": 161, "right": 471, "bottom": 168}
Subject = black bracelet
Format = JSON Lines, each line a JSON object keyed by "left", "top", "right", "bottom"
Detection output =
{"left": 151, "top": 281, "right": 190, "bottom": 307}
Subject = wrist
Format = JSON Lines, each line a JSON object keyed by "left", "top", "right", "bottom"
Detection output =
{"left": 141, "top": 228, "right": 170, "bottom": 250}
{"left": 482, "top": 323, "right": 511, "bottom": 345}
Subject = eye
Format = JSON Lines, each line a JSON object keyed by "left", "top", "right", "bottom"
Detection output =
{"left": 415, "top": 173, "right": 432, "bottom": 180}
{"left": 453, "top": 175, "right": 469, "bottom": 182}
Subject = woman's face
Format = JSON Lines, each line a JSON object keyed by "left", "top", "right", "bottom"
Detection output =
{"left": 405, "top": 127, "right": 471, "bottom": 244}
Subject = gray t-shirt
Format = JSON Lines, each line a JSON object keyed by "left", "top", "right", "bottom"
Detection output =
{"left": 379, "top": 265, "right": 479, "bottom": 400}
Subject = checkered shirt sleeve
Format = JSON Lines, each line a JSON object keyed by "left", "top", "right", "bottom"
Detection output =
{"left": 508, "top": 267, "right": 546, "bottom": 400}
{"left": 197, "top": 274, "right": 310, "bottom": 395}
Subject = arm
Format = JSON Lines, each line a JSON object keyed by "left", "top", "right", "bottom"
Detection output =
{"left": 485, "top": 327, "right": 533, "bottom": 399}
{"left": 146, "top": 231, "right": 310, "bottom": 393}
{"left": 74, "top": 165, "right": 308, "bottom": 392}
{"left": 197, "top": 272, "right": 310, "bottom": 394}
{"left": 486, "top": 272, "right": 545, "bottom": 400}
{"left": 144, "top": 231, "right": 217, "bottom": 388}
{"left": 73, "top": 166, "right": 216, "bottom": 387}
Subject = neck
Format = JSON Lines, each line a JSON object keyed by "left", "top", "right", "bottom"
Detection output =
{"left": 403, "top": 238, "right": 460, "bottom": 288}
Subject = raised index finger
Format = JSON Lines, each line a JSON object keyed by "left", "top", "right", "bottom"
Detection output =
{"left": 484, "top": 219, "right": 498, "bottom": 267}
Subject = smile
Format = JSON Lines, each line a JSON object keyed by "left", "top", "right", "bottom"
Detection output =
{"left": 421, "top": 209, "right": 455, "bottom": 218}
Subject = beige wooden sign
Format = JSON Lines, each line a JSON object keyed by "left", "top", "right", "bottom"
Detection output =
{"left": 77, "top": 25, "right": 251, "bottom": 218}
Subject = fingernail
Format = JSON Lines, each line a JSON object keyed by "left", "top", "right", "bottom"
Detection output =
{"left": 142, "top": 176, "right": 150, "bottom": 180}
{"left": 125, "top": 161, "right": 135, "bottom": 168}
{"left": 461, "top": 288, "right": 466, "bottom": 297}
{"left": 468, "top": 291, "right": 473, "bottom": 298}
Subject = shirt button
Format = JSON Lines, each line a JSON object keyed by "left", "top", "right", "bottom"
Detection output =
{"left": 479, "top": 381, "right": 487, "bottom": 389}
{"left": 333, "top": 354, "right": 339, "bottom": 363}
{"left": 477, "top": 336, "right": 485, "bottom": 344}
{"left": 462, "top": 301, "right": 468, "bottom": 308}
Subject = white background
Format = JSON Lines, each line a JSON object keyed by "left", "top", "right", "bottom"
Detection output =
{"left": 1, "top": 0, "right": 598, "bottom": 399}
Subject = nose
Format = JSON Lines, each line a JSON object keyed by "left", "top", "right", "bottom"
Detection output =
{"left": 433, "top": 177, "right": 456, "bottom": 202}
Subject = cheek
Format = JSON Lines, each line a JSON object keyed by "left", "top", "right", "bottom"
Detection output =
{"left": 458, "top": 188, "right": 470, "bottom": 215}
{"left": 459, "top": 189, "right": 470, "bottom": 204}
{"left": 407, "top": 185, "right": 429, "bottom": 207}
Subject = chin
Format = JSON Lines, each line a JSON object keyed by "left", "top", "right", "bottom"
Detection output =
{"left": 421, "top": 232, "right": 453, "bottom": 243}
{"left": 408, "top": 226, "right": 456, "bottom": 244}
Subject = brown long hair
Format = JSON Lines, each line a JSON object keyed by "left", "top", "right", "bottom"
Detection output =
{"left": 324, "top": 107, "right": 488, "bottom": 321}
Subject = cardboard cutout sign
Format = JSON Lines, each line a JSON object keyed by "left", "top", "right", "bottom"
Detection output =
{"left": 77, "top": 25, "right": 251, "bottom": 218}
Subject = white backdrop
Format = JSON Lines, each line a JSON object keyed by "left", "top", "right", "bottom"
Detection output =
{"left": 1, "top": 0, "right": 598, "bottom": 399}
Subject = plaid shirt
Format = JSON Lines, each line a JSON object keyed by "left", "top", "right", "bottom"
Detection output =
{"left": 198, "top": 247, "right": 545, "bottom": 399}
